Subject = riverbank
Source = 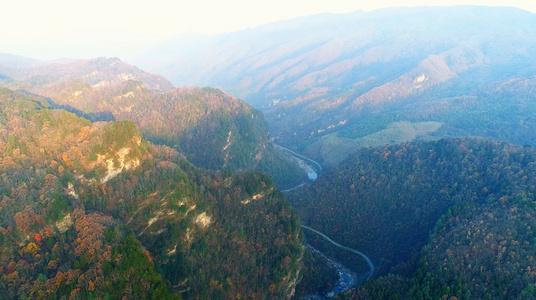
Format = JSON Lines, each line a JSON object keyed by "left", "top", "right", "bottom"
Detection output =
{"left": 298, "top": 245, "right": 359, "bottom": 299}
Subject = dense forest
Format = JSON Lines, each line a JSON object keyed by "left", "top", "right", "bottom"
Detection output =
{"left": 0, "top": 88, "right": 305, "bottom": 299}
{"left": 289, "top": 138, "right": 536, "bottom": 299}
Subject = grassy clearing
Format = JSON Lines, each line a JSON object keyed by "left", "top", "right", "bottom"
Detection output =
{"left": 304, "top": 121, "right": 443, "bottom": 168}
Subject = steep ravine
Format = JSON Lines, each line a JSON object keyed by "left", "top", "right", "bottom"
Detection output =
{"left": 278, "top": 147, "right": 373, "bottom": 298}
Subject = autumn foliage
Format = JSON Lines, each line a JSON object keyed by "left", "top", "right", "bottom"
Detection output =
{"left": 0, "top": 88, "right": 304, "bottom": 299}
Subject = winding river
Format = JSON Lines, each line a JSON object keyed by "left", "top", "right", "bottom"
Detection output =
{"left": 275, "top": 145, "right": 322, "bottom": 180}
{"left": 275, "top": 145, "right": 375, "bottom": 297}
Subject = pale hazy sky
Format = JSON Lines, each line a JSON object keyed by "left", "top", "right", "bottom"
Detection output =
{"left": 1, "top": 0, "right": 535, "bottom": 61}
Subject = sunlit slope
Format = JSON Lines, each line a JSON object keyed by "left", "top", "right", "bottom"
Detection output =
{"left": 0, "top": 88, "right": 305, "bottom": 299}
{"left": 0, "top": 57, "right": 307, "bottom": 187}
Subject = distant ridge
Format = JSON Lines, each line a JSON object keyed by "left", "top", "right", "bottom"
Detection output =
{"left": 0, "top": 52, "right": 40, "bottom": 68}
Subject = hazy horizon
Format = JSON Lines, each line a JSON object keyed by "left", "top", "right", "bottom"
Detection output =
{"left": 2, "top": 0, "right": 536, "bottom": 61}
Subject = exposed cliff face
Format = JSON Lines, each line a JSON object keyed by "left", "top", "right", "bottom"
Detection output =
{"left": 97, "top": 146, "right": 140, "bottom": 183}
{"left": 284, "top": 239, "right": 305, "bottom": 299}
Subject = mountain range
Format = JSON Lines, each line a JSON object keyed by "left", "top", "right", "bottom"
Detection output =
{"left": 136, "top": 6, "right": 536, "bottom": 168}
{"left": 0, "top": 57, "right": 307, "bottom": 188}
{"left": 0, "top": 55, "right": 308, "bottom": 298}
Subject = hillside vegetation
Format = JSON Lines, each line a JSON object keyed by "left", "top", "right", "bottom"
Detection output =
{"left": 0, "top": 88, "right": 305, "bottom": 299}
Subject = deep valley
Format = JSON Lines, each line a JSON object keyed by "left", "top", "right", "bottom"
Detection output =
{"left": 1, "top": 5, "right": 536, "bottom": 300}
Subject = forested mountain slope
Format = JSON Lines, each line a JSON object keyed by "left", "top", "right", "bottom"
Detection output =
{"left": 288, "top": 138, "right": 536, "bottom": 299}
{"left": 0, "top": 57, "right": 306, "bottom": 188}
{"left": 137, "top": 6, "right": 536, "bottom": 167}
{"left": 0, "top": 88, "right": 304, "bottom": 299}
